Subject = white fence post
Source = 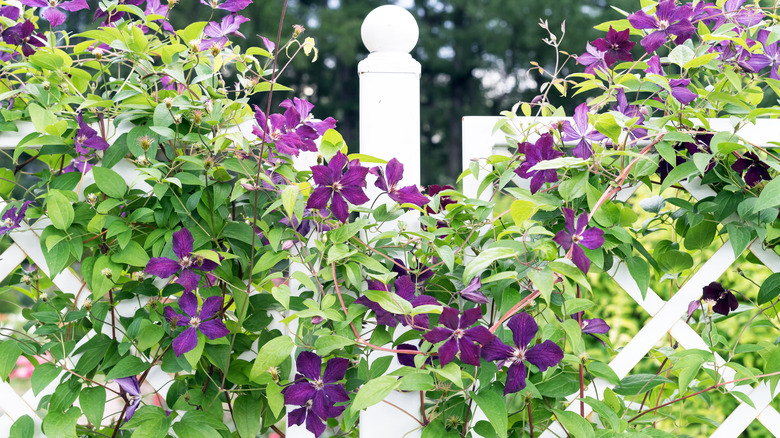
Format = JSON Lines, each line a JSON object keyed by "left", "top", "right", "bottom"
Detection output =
{"left": 357, "top": 5, "right": 424, "bottom": 438}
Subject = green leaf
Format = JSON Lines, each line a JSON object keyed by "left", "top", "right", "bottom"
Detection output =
{"left": 10, "top": 416, "right": 34, "bottom": 438}
{"left": 471, "top": 390, "right": 507, "bottom": 438}
{"left": 669, "top": 45, "right": 695, "bottom": 68}
{"left": 510, "top": 200, "right": 537, "bottom": 225}
{"left": 659, "top": 161, "right": 697, "bottom": 193}
{"left": 683, "top": 220, "right": 717, "bottom": 251}
{"left": 726, "top": 223, "right": 753, "bottom": 258}
{"left": 613, "top": 374, "right": 674, "bottom": 395}
{"left": 549, "top": 261, "right": 591, "bottom": 292}
{"left": 0, "top": 340, "right": 21, "bottom": 381}
{"left": 588, "top": 361, "right": 620, "bottom": 385}
{"left": 362, "top": 289, "right": 413, "bottom": 315}
{"left": 683, "top": 52, "right": 719, "bottom": 69}
{"left": 153, "top": 103, "right": 174, "bottom": 127}
{"left": 528, "top": 266, "right": 554, "bottom": 304}
{"left": 43, "top": 407, "right": 80, "bottom": 438}
{"left": 657, "top": 250, "right": 693, "bottom": 275}
{"left": 47, "top": 191, "right": 74, "bottom": 231}
{"left": 626, "top": 256, "right": 650, "bottom": 298}
{"left": 233, "top": 395, "right": 263, "bottom": 438}
{"left": 328, "top": 218, "right": 368, "bottom": 244}
{"left": 594, "top": 113, "right": 621, "bottom": 144}
{"left": 28, "top": 103, "right": 56, "bottom": 133}
{"left": 122, "top": 406, "right": 172, "bottom": 438}
{"left": 553, "top": 410, "right": 594, "bottom": 438}
{"left": 249, "top": 336, "right": 294, "bottom": 381}
{"left": 582, "top": 397, "right": 620, "bottom": 430}
{"left": 436, "top": 245, "right": 455, "bottom": 272}
{"left": 92, "top": 256, "right": 121, "bottom": 300}
{"left": 463, "top": 247, "right": 517, "bottom": 283}
{"left": 31, "top": 362, "right": 61, "bottom": 395}
{"left": 105, "top": 355, "right": 147, "bottom": 380}
{"left": 80, "top": 386, "right": 106, "bottom": 428}
{"left": 398, "top": 372, "right": 435, "bottom": 391}
{"left": 92, "top": 167, "right": 127, "bottom": 198}
{"left": 281, "top": 185, "right": 299, "bottom": 219}
{"left": 136, "top": 321, "right": 164, "bottom": 351}
{"left": 351, "top": 375, "right": 401, "bottom": 413}
{"left": 314, "top": 335, "right": 356, "bottom": 355}
{"left": 111, "top": 240, "right": 150, "bottom": 267}
{"left": 758, "top": 273, "right": 780, "bottom": 305}
{"left": 755, "top": 176, "right": 780, "bottom": 212}
{"left": 267, "top": 381, "right": 284, "bottom": 417}
{"left": 432, "top": 362, "right": 463, "bottom": 388}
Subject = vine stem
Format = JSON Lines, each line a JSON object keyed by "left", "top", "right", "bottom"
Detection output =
{"left": 528, "top": 402, "right": 534, "bottom": 438}
{"left": 576, "top": 285, "right": 584, "bottom": 417}
{"left": 628, "top": 370, "right": 780, "bottom": 422}
{"left": 331, "top": 263, "right": 428, "bottom": 356}
{"left": 489, "top": 289, "right": 542, "bottom": 334}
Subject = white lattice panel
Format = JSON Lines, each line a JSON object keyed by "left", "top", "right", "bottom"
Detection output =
{"left": 462, "top": 116, "right": 780, "bottom": 437}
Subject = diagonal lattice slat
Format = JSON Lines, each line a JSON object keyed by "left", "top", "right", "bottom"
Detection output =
{"left": 462, "top": 116, "right": 780, "bottom": 437}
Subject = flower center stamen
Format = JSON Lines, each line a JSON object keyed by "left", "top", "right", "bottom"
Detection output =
{"left": 453, "top": 328, "right": 465, "bottom": 339}
{"left": 512, "top": 347, "right": 526, "bottom": 363}
{"left": 189, "top": 317, "right": 201, "bottom": 327}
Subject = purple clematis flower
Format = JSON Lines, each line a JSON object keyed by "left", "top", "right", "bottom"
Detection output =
{"left": 459, "top": 277, "right": 488, "bottom": 304}
{"left": 392, "top": 257, "right": 434, "bottom": 286}
{"left": 572, "top": 312, "right": 610, "bottom": 335}
{"left": 306, "top": 152, "right": 369, "bottom": 223}
{"left": 577, "top": 42, "right": 608, "bottom": 75}
{"left": 18, "top": 0, "right": 88, "bottom": 27}
{"left": 63, "top": 112, "right": 111, "bottom": 174}
{"left": 145, "top": 228, "right": 219, "bottom": 292}
{"left": 253, "top": 103, "right": 313, "bottom": 156}
{"left": 163, "top": 290, "right": 229, "bottom": 356}
{"left": 423, "top": 307, "right": 494, "bottom": 366}
{"left": 481, "top": 313, "right": 564, "bottom": 394}
{"left": 562, "top": 103, "right": 607, "bottom": 159}
{"left": 645, "top": 55, "right": 663, "bottom": 75}
{"left": 553, "top": 208, "right": 605, "bottom": 274}
{"left": 591, "top": 26, "right": 635, "bottom": 67}
{"left": 200, "top": 0, "right": 252, "bottom": 12}
{"left": 0, "top": 201, "right": 32, "bottom": 235}
{"left": 115, "top": 376, "right": 142, "bottom": 420}
{"left": 1, "top": 20, "right": 45, "bottom": 57}
{"left": 280, "top": 97, "right": 337, "bottom": 138}
{"left": 711, "top": 0, "right": 764, "bottom": 30}
{"left": 396, "top": 343, "right": 433, "bottom": 368}
{"left": 628, "top": 0, "right": 695, "bottom": 54}
{"left": 355, "top": 275, "right": 438, "bottom": 329}
{"left": 145, "top": 0, "right": 174, "bottom": 32}
{"left": 370, "top": 158, "right": 429, "bottom": 207}
{"left": 613, "top": 88, "right": 648, "bottom": 141}
{"left": 669, "top": 79, "right": 697, "bottom": 105}
{"left": 0, "top": 5, "right": 19, "bottom": 21}
{"left": 203, "top": 14, "right": 249, "bottom": 48}
{"left": 514, "top": 133, "right": 564, "bottom": 194}
{"left": 283, "top": 352, "right": 349, "bottom": 438}
{"left": 755, "top": 30, "right": 780, "bottom": 80}
{"left": 732, "top": 152, "right": 771, "bottom": 187}
{"left": 701, "top": 281, "right": 738, "bottom": 316}
{"left": 425, "top": 184, "right": 457, "bottom": 214}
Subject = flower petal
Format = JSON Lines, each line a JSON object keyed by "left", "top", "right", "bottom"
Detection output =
{"left": 178, "top": 290, "right": 198, "bottom": 318}
{"left": 438, "top": 307, "right": 461, "bottom": 330}
{"left": 324, "top": 383, "right": 350, "bottom": 403}
{"left": 288, "top": 406, "right": 306, "bottom": 426}
{"left": 579, "top": 227, "right": 605, "bottom": 250}
{"left": 423, "top": 327, "right": 453, "bottom": 344}
{"left": 459, "top": 307, "right": 483, "bottom": 329}
{"left": 306, "top": 186, "right": 332, "bottom": 210}
{"left": 176, "top": 269, "right": 201, "bottom": 293}
{"left": 436, "top": 338, "right": 459, "bottom": 366}
{"left": 296, "top": 351, "right": 322, "bottom": 381}
{"left": 481, "top": 338, "right": 513, "bottom": 362}
{"left": 199, "top": 295, "right": 224, "bottom": 319}
{"left": 172, "top": 327, "right": 198, "bottom": 357}
{"left": 305, "top": 409, "right": 326, "bottom": 437}
{"left": 115, "top": 376, "right": 140, "bottom": 396}
{"left": 571, "top": 244, "right": 592, "bottom": 273}
{"left": 504, "top": 362, "right": 527, "bottom": 394}
{"left": 172, "top": 228, "right": 194, "bottom": 260}
{"left": 582, "top": 318, "right": 610, "bottom": 334}
{"left": 525, "top": 340, "right": 564, "bottom": 372}
{"left": 464, "top": 326, "right": 495, "bottom": 347}
{"left": 385, "top": 158, "right": 404, "bottom": 188}
{"left": 458, "top": 337, "right": 481, "bottom": 366}
{"left": 507, "top": 313, "right": 538, "bottom": 348}
{"left": 322, "top": 357, "right": 349, "bottom": 383}
{"left": 145, "top": 257, "right": 180, "bottom": 278}
{"left": 283, "top": 382, "right": 316, "bottom": 406}
{"left": 199, "top": 319, "right": 230, "bottom": 340}
{"left": 329, "top": 192, "right": 349, "bottom": 223}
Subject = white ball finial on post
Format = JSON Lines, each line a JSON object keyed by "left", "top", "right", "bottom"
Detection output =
{"left": 357, "top": 5, "right": 424, "bottom": 438}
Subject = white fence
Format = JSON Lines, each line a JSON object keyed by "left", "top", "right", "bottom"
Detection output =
{"left": 2, "top": 4, "right": 780, "bottom": 438}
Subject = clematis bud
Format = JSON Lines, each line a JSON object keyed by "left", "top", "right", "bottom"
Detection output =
{"left": 192, "top": 110, "right": 203, "bottom": 125}
{"left": 102, "top": 268, "right": 113, "bottom": 279}
{"left": 83, "top": 297, "right": 93, "bottom": 311}
{"left": 163, "top": 97, "right": 173, "bottom": 109}
{"left": 173, "top": 114, "right": 182, "bottom": 124}
{"left": 138, "top": 135, "right": 153, "bottom": 151}
{"left": 210, "top": 44, "right": 221, "bottom": 57}
{"left": 292, "top": 24, "right": 305, "bottom": 38}
{"left": 42, "top": 80, "right": 50, "bottom": 90}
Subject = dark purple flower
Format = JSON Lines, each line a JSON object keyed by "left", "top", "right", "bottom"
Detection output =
{"left": 577, "top": 42, "right": 608, "bottom": 75}
{"left": 74, "top": 111, "right": 109, "bottom": 154}
{"left": 200, "top": 0, "right": 251, "bottom": 12}
{"left": 163, "top": 290, "right": 229, "bottom": 356}
{"left": 425, "top": 184, "right": 457, "bottom": 214}
{"left": 396, "top": 343, "right": 433, "bottom": 368}
{"left": 392, "top": 258, "right": 434, "bottom": 285}
{"left": 283, "top": 352, "right": 349, "bottom": 438}
{"left": 0, "top": 5, "right": 20, "bottom": 21}
{"left": 203, "top": 14, "right": 249, "bottom": 48}
{"left": 645, "top": 55, "right": 663, "bottom": 75}
{"left": 253, "top": 104, "right": 312, "bottom": 156}
{"left": 19, "top": 0, "right": 88, "bottom": 28}
{"left": 701, "top": 281, "right": 738, "bottom": 316}
{"left": 591, "top": 26, "right": 635, "bottom": 67}
{"left": 115, "top": 376, "right": 141, "bottom": 420}
{"left": 145, "top": 0, "right": 174, "bottom": 32}
{"left": 628, "top": 0, "right": 695, "bottom": 53}
{"left": 514, "top": 133, "right": 564, "bottom": 193}
{"left": 669, "top": 79, "right": 697, "bottom": 105}
{"left": 658, "top": 130, "right": 714, "bottom": 180}
{"left": 732, "top": 152, "right": 771, "bottom": 187}
{"left": 1, "top": 20, "right": 46, "bottom": 57}
{"left": 356, "top": 275, "right": 438, "bottom": 329}
{"left": 423, "top": 307, "right": 494, "bottom": 366}
{"left": 561, "top": 103, "right": 607, "bottom": 159}
{"left": 145, "top": 228, "right": 219, "bottom": 292}
{"left": 459, "top": 277, "right": 488, "bottom": 304}
{"left": 571, "top": 312, "right": 610, "bottom": 335}
{"left": 0, "top": 201, "right": 32, "bottom": 235}
{"left": 553, "top": 208, "right": 604, "bottom": 274}
{"left": 280, "top": 97, "right": 337, "bottom": 138}
{"left": 613, "top": 88, "right": 648, "bottom": 141}
{"left": 481, "top": 313, "right": 563, "bottom": 394}
{"left": 306, "top": 152, "right": 369, "bottom": 223}
{"left": 750, "top": 30, "right": 780, "bottom": 80}
{"left": 712, "top": 0, "right": 764, "bottom": 30}
{"left": 370, "top": 158, "right": 429, "bottom": 207}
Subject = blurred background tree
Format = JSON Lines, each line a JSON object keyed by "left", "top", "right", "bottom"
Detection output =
{"left": 170, "top": 0, "right": 636, "bottom": 184}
